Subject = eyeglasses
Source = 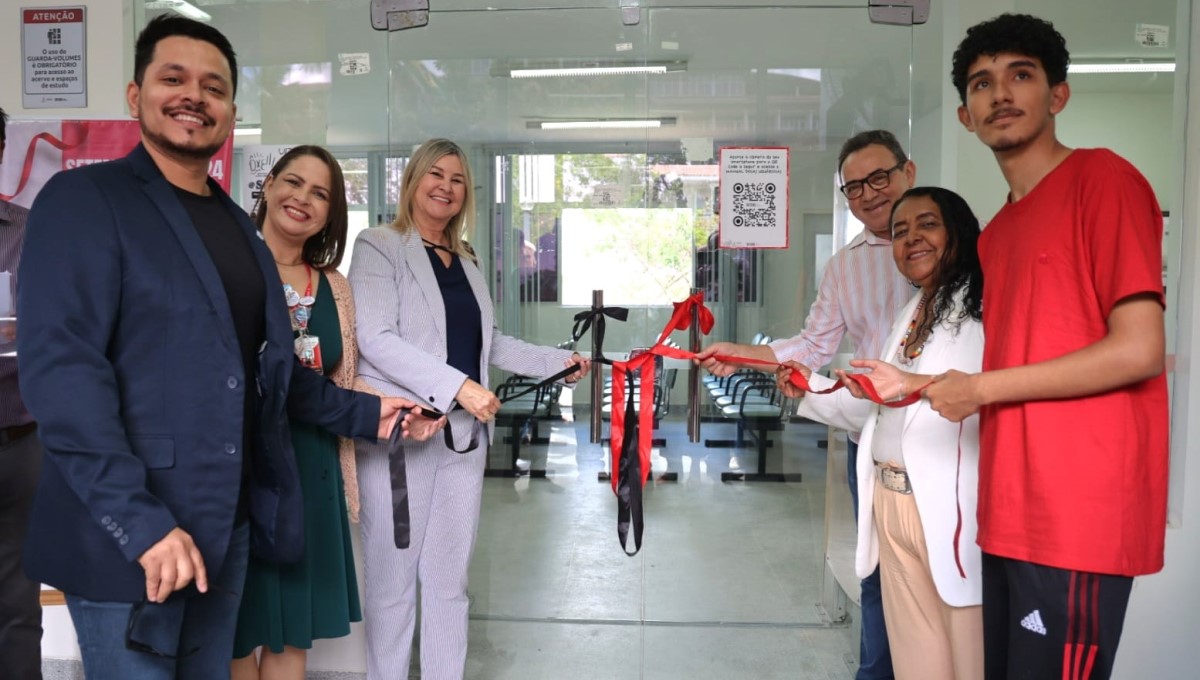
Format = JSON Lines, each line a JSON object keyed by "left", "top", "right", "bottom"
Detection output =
{"left": 839, "top": 161, "right": 906, "bottom": 200}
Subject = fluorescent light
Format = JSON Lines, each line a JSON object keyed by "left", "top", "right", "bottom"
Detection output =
{"left": 145, "top": 0, "right": 213, "bottom": 22}
{"left": 233, "top": 127, "right": 262, "bottom": 136}
{"left": 529, "top": 118, "right": 676, "bottom": 131}
{"left": 1068, "top": 62, "right": 1175, "bottom": 74}
{"left": 513, "top": 66, "right": 666, "bottom": 79}
{"left": 501, "top": 61, "right": 686, "bottom": 79}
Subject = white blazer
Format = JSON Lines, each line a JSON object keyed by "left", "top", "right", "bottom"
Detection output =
{"left": 349, "top": 227, "right": 574, "bottom": 449}
{"left": 798, "top": 289, "right": 984, "bottom": 607}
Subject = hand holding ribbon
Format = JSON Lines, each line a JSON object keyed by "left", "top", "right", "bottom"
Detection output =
{"left": 775, "top": 361, "right": 811, "bottom": 399}
{"left": 836, "top": 359, "right": 931, "bottom": 405}
{"left": 922, "top": 369, "right": 982, "bottom": 422}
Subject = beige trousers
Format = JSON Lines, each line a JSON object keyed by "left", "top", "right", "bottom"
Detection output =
{"left": 873, "top": 477, "right": 984, "bottom": 680}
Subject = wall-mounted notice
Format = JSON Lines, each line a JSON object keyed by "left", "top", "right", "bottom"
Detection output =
{"left": 240, "top": 145, "right": 296, "bottom": 213}
{"left": 718, "top": 146, "right": 789, "bottom": 249}
{"left": 22, "top": 6, "right": 87, "bottom": 109}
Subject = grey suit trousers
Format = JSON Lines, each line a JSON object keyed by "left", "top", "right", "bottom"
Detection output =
{"left": 357, "top": 428, "right": 486, "bottom": 680}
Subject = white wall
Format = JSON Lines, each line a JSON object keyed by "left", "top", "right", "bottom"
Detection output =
{"left": 1109, "top": 4, "right": 1200, "bottom": 674}
{"left": 1, "top": 0, "right": 133, "bottom": 120}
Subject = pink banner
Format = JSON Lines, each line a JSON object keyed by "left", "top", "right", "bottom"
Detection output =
{"left": 0, "top": 120, "right": 232, "bottom": 207}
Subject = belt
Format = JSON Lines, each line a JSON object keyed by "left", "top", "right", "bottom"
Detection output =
{"left": 876, "top": 463, "right": 912, "bottom": 495}
{"left": 0, "top": 422, "right": 37, "bottom": 446}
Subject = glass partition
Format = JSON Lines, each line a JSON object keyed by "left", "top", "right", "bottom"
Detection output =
{"left": 385, "top": 4, "right": 913, "bottom": 676}
{"left": 119, "top": 0, "right": 1195, "bottom": 675}
{"left": 138, "top": 0, "right": 914, "bottom": 676}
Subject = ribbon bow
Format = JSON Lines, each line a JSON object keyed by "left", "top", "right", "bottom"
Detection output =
{"left": 572, "top": 306, "right": 629, "bottom": 363}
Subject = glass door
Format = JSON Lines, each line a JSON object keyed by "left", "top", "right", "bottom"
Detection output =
{"left": 385, "top": 3, "right": 913, "bottom": 677}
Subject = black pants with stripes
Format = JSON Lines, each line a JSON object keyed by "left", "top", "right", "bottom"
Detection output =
{"left": 982, "top": 552, "right": 1133, "bottom": 680}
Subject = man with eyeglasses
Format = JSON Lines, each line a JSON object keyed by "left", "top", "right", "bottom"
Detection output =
{"left": 697, "top": 129, "right": 914, "bottom": 680}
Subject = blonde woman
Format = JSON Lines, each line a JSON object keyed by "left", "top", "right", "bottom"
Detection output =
{"left": 349, "top": 138, "right": 588, "bottom": 679}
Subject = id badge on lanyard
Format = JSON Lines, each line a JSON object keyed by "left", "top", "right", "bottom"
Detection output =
{"left": 284, "top": 264, "right": 323, "bottom": 373}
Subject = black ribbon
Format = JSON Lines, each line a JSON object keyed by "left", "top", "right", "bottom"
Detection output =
{"left": 434, "top": 362, "right": 582, "bottom": 454}
{"left": 388, "top": 364, "right": 584, "bottom": 549}
{"left": 571, "top": 306, "right": 629, "bottom": 363}
{"left": 615, "top": 368, "right": 644, "bottom": 556}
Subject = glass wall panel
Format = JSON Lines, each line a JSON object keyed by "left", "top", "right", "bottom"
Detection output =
{"left": 141, "top": 1, "right": 914, "bottom": 676}
{"left": 386, "top": 4, "right": 913, "bottom": 677}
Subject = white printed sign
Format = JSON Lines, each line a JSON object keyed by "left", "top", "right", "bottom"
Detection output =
{"left": 240, "top": 145, "right": 296, "bottom": 213}
{"left": 21, "top": 6, "right": 87, "bottom": 108}
{"left": 1136, "top": 23, "right": 1169, "bottom": 49}
{"left": 718, "top": 147, "right": 789, "bottom": 249}
{"left": 339, "top": 52, "right": 371, "bottom": 76}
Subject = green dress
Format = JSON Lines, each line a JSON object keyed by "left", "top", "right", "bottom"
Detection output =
{"left": 233, "top": 272, "right": 362, "bottom": 657}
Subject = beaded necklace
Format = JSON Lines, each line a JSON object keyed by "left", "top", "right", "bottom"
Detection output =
{"left": 897, "top": 293, "right": 933, "bottom": 366}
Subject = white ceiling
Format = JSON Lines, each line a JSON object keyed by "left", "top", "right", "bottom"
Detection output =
{"left": 169, "top": 0, "right": 1180, "bottom": 148}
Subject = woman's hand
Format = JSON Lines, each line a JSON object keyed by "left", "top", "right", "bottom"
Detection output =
{"left": 775, "top": 360, "right": 812, "bottom": 399}
{"left": 402, "top": 408, "right": 446, "bottom": 442}
{"left": 564, "top": 353, "right": 591, "bottom": 383}
{"left": 378, "top": 396, "right": 415, "bottom": 440}
{"left": 456, "top": 379, "right": 501, "bottom": 423}
{"left": 836, "top": 360, "right": 916, "bottom": 402}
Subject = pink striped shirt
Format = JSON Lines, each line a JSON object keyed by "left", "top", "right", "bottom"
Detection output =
{"left": 769, "top": 229, "right": 912, "bottom": 370}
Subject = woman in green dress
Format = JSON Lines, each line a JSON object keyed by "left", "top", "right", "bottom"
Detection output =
{"left": 230, "top": 145, "right": 375, "bottom": 680}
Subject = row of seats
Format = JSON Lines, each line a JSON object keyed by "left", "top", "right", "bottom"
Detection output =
{"left": 485, "top": 339, "right": 576, "bottom": 478}
{"left": 701, "top": 333, "right": 801, "bottom": 482}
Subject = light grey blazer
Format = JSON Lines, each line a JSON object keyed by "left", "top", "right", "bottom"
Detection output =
{"left": 798, "top": 288, "right": 984, "bottom": 607}
{"left": 349, "top": 226, "right": 574, "bottom": 449}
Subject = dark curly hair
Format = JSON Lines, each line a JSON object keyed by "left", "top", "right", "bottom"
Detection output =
{"left": 951, "top": 13, "right": 1069, "bottom": 105}
{"left": 890, "top": 187, "right": 984, "bottom": 329}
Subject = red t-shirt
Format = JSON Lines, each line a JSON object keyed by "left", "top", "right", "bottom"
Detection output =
{"left": 977, "top": 148, "right": 1168, "bottom": 577}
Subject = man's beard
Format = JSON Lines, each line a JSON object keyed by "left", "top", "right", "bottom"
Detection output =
{"left": 139, "top": 109, "right": 225, "bottom": 162}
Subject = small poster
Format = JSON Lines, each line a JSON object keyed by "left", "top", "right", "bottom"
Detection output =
{"left": 718, "top": 146, "right": 789, "bottom": 249}
{"left": 240, "top": 145, "right": 295, "bottom": 213}
{"left": 1136, "top": 23, "right": 1169, "bottom": 49}
{"left": 21, "top": 6, "right": 87, "bottom": 109}
{"left": 338, "top": 52, "right": 371, "bottom": 76}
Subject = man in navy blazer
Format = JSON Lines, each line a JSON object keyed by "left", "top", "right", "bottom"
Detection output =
{"left": 16, "top": 16, "right": 415, "bottom": 678}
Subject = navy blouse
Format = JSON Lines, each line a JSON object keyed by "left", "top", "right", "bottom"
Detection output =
{"left": 426, "top": 246, "right": 483, "bottom": 384}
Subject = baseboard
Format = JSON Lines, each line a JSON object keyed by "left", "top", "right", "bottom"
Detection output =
{"left": 43, "top": 659, "right": 371, "bottom": 679}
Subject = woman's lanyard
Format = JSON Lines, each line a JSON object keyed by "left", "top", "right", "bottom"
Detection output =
{"left": 283, "top": 264, "right": 323, "bottom": 371}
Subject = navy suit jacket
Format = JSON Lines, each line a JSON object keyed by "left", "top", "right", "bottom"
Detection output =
{"left": 17, "top": 144, "right": 380, "bottom": 602}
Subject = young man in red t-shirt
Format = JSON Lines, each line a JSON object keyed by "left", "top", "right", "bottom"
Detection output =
{"left": 924, "top": 13, "right": 1169, "bottom": 680}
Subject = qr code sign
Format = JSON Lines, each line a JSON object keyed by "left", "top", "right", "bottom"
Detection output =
{"left": 731, "top": 182, "right": 777, "bottom": 228}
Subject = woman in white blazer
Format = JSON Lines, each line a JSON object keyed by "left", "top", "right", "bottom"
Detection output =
{"left": 788, "top": 187, "right": 985, "bottom": 680}
{"left": 348, "top": 139, "right": 588, "bottom": 680}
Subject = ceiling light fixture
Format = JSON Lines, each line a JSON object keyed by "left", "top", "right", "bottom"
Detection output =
{"left": 144, "top": 0, "right": 213, "bottom": 22}
{"left": 500, "top": 61, "right": 687, "bottom": 79}
{"left": 528, "top": 117, "right": 677, "bottom": 130}
{"left": 1068, "top": 62, "right": 1175, "bottom": 74}
{"left": 233, "top": 127, "right": 263, "bottom": 137}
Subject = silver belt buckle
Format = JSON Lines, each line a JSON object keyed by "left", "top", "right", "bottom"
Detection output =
{"left": 879, "top": 467, "right": 913, "bottom": 494}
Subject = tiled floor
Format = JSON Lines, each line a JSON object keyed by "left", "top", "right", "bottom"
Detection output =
{"left": 44, "top": 410, "right": 861, "bottom": 679}
{"left": 459, "top": 412, "right": 859, "bottom": 679}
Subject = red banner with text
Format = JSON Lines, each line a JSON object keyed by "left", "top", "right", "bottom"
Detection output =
{"left": 0, "top": 120, "right": 233, "bottom": 207}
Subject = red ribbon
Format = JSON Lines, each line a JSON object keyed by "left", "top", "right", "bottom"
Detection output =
{"left": 605, "top": 293, "right": 936, "bottom": 555}
{"left": 0, "top": 129, "right": 88, "bottom": 202}
{"left": 610, "top": 295, "right": 932, "bottom": 492}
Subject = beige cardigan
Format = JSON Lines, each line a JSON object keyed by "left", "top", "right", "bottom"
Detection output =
{"left": 325, "top": 268, "right": 369, "bottom": 523}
